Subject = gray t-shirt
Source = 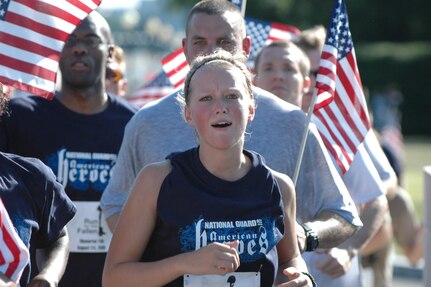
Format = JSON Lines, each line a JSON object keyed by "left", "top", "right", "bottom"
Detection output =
{"left": 101, "top": 87, "right": 361, "bottom": 226}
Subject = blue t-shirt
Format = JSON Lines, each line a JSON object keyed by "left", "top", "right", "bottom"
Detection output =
{"left": 0, "top": 93, "right": 136, "bottom": 287}
{"left": 142, "top": 147, "right": 285, "bottom": 287}
{"left": 0, "top": 152, "right": 76, "bottom": 286}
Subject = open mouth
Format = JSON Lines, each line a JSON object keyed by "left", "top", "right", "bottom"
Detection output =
{"left": 272, "top": 86, "right": 286, "bottom": 91}
{"left": 211, "top": 121, "right": 232, "bottom": 128}
{"left": 70, "top": 61, "right": 89, "bottom": 72}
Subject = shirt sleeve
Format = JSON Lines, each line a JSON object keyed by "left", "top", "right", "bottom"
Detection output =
{"left": 297, "top": 122, "right": 362, "bottom": 227}
{"left": 364, "top": 130, "right": 397, "bottom": 182}
{"left": 0, "top": 197, "right": 29, "bottom": 283}
{"left": 100, "top": 117, "right": 141, "bottom": 219}
{"left": 342, "top": 141, "right": 386, "bottom": 205}
{"left": 32, "top": 163, "right": 77, "bottom": 248}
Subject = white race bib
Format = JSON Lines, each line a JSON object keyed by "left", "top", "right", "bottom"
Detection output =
{"left": 184, "top": 272, "right": 260, "bottom": 287}
{"left": 67, "top": 201, "right": 112, "bottom": 253}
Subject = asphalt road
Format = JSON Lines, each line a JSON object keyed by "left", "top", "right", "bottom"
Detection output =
{"left": 362, "top": 255, "right": 424, "bottom": 287}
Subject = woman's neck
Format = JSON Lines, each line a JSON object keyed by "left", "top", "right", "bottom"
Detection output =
{"left": 198, "top": 145, "right": 251, "bottom": 181}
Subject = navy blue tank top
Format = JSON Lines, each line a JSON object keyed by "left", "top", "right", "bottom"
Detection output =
{"left": 141, "top": 147, "right": 285, "bottom": 287}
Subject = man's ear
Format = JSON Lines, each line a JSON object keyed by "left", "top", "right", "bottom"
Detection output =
{"left": 182, "top": 38, "right": 192, "bottom": 65}
{"left": 252, "top": 74, "right": 257, "bottom": 86}
{"left": 248, "top": 103, "right": 255, "bottom": 123}
{"left": 107, "top": 44, "right": 115, "bottom": 61}
{"left": 242, "top": 36, "right": 252, "bottom": 58}
{"left": 303, "top": 75, "right": 311, "bottom": 95}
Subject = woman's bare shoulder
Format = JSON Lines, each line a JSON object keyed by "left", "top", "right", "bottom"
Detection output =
{"left": 132, "top": 159, "right": 172, "bottom": 198}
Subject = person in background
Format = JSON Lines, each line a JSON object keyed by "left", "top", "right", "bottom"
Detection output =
{"left": 106, "top": 45, "right": 128, "bottom": 98}
{"left": 297, "top": 24, "right": 423, "bottom": 286}
{"left": 252, "top": 41, "right": 311, "bottom": 108}
{"left": 103, "top": 50, "right": 315, "bottom": 287}
{"left": 0, "top": 11, "right": 137, "bottom": 287}
{"left": 101, "top": 0, "right": 362, "bottom": 261}
{"left": 360, "top": 84, "right": 424, "bottom": 287}
{"left": 254, "top": 39, "right": 388, "bottom": 287}
{"left": 0, "top": 83, "right": 76, "bottom": 287}
{"left": 293, "top": 25, "right": 326, "bottom": 113}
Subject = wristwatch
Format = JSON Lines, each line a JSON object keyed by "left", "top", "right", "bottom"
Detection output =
{"left": 301, "top": 223, "right": 319, "bottom": 252}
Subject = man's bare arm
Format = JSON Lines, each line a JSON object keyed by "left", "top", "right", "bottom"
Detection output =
{"left": 298, "top": 211, "right": 359, "bottom": 252}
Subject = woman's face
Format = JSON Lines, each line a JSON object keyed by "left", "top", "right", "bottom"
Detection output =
{"left": 184, "top": 64, "right": 254, "bottom": 150}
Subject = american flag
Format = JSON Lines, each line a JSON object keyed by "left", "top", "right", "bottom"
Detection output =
{"left": 311, "top": 0, "right": 371, "bottom": 174}
{"left": 246, "top": 17, "right": 300, "bottom": 60}
{"left": 161, "top": 17, "right": 301, "bottom": 88}
{"left": 161, "top": 47, "right": 189, "bottom": 89}
{"left": 128, "top": 71, "right": 177, "bottom": 109}
{"left": 0, "top": 0, "right": 102, "bottom": 99}
{"left": 0, "top": 197, "right": 29, "bottom": 283}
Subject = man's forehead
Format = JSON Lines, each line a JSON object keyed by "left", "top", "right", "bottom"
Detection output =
{"left": 188, "top": 11, "right": 242, "bottom": 34}
{"left": 73, "top": 18, "right": 97, "bottom": 34}
{"left": 261, "top": 46, "right": 301, "bottom": 64}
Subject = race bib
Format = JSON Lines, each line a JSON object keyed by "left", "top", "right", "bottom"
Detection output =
{"left": 67, "top": 201, "right": 112, "bottom": 253}
{"left": 184, "top": 272, "right": 260, "bottom": 287}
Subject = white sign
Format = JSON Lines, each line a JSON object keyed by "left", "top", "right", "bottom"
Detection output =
{"left": 67, "top": 201, "right": 112, "bottom": 253}
{"left": 184, "top": 272, "right": 260, "bottom": 287}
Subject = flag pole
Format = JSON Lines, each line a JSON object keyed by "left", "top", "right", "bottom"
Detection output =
{"left": 239, "top": 0, "right": 247, "bottom": 17}
{"left": 228, "top": 0, "right": 247, "bottom": 17}
{"left": 292, "top": 87, "right": 319, "bottom": 186}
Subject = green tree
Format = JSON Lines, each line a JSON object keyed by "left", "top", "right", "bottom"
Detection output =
{"left": 165, "top": 0, "right": 431, "bottom": 42}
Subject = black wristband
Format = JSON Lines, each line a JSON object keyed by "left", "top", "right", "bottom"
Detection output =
{"left": 301, "top": 223, "right": 319, "bottom": 252}
{"left": 301, "top": 271, "right": 317, "bottom": 287}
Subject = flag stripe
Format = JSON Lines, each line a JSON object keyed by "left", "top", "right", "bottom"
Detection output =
{"left": 41, "top": 0, "right": 100, "bottom": 27}
{"left": 314, "top": 48, "right": 337, "bottom": 109}
{"left": 319, "top": 130, "right": 348, "bottom": 174}
{"left": 0, "top": 54, "right": 56, "bottom": 81}
{"left": 0, "top": 19, "right": 65, "bottom": 52}
{"left": 333, "top": 68, "right": 366, "bottom": 143}
{"left": 0, "top": 198, "right": 29, "bottom": 282}
{"left": 0, "top": 0, "right": 101, "bottom": 98}
{"left": 271, "top": 22, "right": 301, "bottom": 35}
{"left": 0, "top": 55, "right": 56, "bottom": 89}
{"left": 5, "top": 11, "right": 69, "bottom": 41}
{"left": 345, "top": 54, "right": 371, "bottom": 130}
{"left": 161, "top": 48, "right": 190, "bottom": 88}
{"left": 268, "top": 22, "right": 300, "bottom": 42}
{"left": 0, "top": 32, "right": 60, "bottom": 60}
{"left": 3, "top": 225, "right": 20, "bottom": 279}
{"left": 161, "top": 48, "right": 184, "bottom": 64}
{"left": 0, "top": 74, "right": 54, "bottom": 97}
{"left": 338, "top": 58, "right": 370, "bottom": 132}
{"left": 11, "top": 0, "right": 78, "bottom": 32}
{"left": 128, "top": 71, "right": 176, "bottom": 108}
{"left": 312, "top": 113, "right": 351, "bottom": 172}
{"left": 317, "top": 106, "right": 356, "bottom": 156}
{"left": 66, "top": 0, "right": 101, "bottom": 14}
{"left": 165, "top": 58, "right": 190, "bottom": 87}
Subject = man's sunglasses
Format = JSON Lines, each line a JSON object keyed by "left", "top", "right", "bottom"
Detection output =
{"left": 106, "top": 67, "right": 123, "bottom": 83}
